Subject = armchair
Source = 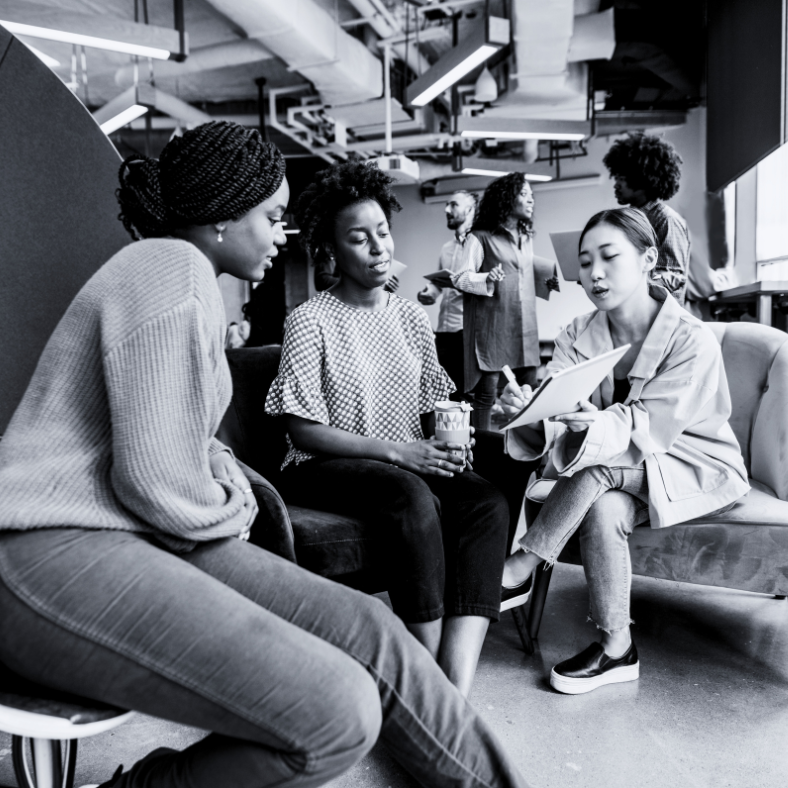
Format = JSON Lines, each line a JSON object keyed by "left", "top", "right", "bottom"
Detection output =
{"left": 526, "top": 321, "right": 788, "bottom": 641}
{"left": 223, "top": 346, "right": 537, "bottom": 642}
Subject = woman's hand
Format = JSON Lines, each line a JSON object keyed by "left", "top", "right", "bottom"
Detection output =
{"left": 486, "top": 264, "right": 505, "bottom": 284}
{"left": 500, "top": 381, "right": 534, "bottom": 418}
{"left": 390, "top": 438, "right": 467, "bottom": 477}
{"left": 209, "top": 451, "right": 258, "bottom": 537}
{"left": 549, "top": 400, "right": 599, "bottom": 432}
{"left": 384, "top": 275, "right": 400, "bottom": 293}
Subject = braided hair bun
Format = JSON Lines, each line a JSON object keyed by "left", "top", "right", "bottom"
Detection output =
{"left": 117, "top": 121, "right": 286, "bottom": 240}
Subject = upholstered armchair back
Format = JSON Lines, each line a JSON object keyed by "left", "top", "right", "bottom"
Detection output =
{"left": 707, "top": 321, "right": 788, "bottom": 501}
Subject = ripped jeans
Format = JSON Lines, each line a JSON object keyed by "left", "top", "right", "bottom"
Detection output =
{"left": 519, "top": 465, "right": 650, "bottom": 633}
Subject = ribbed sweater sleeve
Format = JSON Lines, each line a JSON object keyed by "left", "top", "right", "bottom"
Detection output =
{"left": 104, "top": 296, "right": 249, "bottom": 545}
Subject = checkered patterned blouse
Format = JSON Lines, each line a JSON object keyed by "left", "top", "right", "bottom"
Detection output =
{"left": 265, "top": 290, "right": 455, "bottom": 468}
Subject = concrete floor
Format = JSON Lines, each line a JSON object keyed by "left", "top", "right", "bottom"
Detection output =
{"left": 2, "top": 563, "right": 787, "bottom": 788}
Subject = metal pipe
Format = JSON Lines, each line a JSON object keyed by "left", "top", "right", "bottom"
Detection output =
{"left": 383, "top": 43, "right": 392, "bottom": 154}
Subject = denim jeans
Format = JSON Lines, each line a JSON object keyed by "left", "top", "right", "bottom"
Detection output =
{"left": 0, "top": 528, "right": 528, "bottom": 788}
{"left": 472, "top": 367, "right": 538, "bottom": 432}
{"left": 280, "top": 458, "right": 510, "bottom": 623}
{"left": 520, "top": 465, "right": 651, "bottom": 633}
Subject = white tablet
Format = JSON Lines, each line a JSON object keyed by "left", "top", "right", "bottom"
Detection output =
{"left": 549, "top": 230, "right": 583, "bottom": 281}
{"left": 500, "top": 344, "right": 631, "bottom": 431}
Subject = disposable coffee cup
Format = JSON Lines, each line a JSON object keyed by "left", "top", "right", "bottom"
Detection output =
{"left": 434, "top": 400, "right": 473, "bottom": 459}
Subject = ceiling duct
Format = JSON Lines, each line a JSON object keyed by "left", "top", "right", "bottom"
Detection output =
{"left": 205, "top": 0, "right": 382, "bottom": 106}
{"left": 483, "top": 3, "right": 615, "bottom": 121}
{"left": 115, "top": 39, "right": 275, "bottom": 89}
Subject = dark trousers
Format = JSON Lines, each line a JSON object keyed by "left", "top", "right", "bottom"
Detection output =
{"left": 280, "top": 458, "right": 510, "bottom": 623}
{"left": 0, "top": 528, "right": 528, "bottom": 788}
{"left": 435, "top": 330, "right": 465, "bottom": 400}
{"left": 472, "top": 366, "right": 538, "bottom": 432}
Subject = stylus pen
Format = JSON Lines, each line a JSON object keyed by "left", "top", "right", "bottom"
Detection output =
{"left": 501, "top": 365, "right": 518, "bottom": 386}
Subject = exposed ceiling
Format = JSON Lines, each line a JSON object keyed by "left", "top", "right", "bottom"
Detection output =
{"left": 3, "top": 0, "right": 708, "bottom": 177}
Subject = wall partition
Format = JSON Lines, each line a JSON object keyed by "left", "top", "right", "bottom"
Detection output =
{"left": 0, "top": 26, "right": 129, "bottom": 433}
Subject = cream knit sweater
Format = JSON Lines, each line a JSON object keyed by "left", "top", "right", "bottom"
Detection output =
{"left": 0, "top": 238, "right": 250, "bottom": 551}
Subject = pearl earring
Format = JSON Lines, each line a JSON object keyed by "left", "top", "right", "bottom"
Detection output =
{"left": 217, "top": 228, "right": 224, "bottom": 243}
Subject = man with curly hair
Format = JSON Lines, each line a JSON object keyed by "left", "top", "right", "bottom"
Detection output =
{"left": 603, "top": 131, "right": 690, "bottom": 306}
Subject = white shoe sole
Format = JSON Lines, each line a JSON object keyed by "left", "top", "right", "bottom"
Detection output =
{"left": 500, "top": 590, "right": 531, "bottom": 612}
{"left": 550, "top": 661, "right": 640, "bottom": 694}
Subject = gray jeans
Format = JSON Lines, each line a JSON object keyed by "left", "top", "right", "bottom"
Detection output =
{"left": 0, "top": 528, "right": 528, "bottom": 788}
{"left": 520, "top": 465, "right": 651, "bottom": 633}
{"left": 520, "top": 464, "right": 735, "bottom": 633}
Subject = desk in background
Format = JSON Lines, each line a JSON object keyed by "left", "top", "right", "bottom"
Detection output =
{"left": 708, "top": 281, "right": 788, "bottom": 329}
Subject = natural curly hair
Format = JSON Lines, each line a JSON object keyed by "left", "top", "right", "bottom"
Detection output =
{"left": 116, "top": 121, "right": 286, "bottom": 240}
{"left": 472, "top": 172, "right": 533, "bottom": 237}
{"left": 603, "top": 132, "right": 683, "bottom": 202}
{"left": 294, "top": 160, "right": 401, "bottom": 265}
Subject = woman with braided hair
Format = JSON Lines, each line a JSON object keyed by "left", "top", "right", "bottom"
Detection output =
{"left": 0, "top": 122, "right": 528, "bottom": 788}
{"left": 265, "top": 160, "right": 511, "bottom": 699}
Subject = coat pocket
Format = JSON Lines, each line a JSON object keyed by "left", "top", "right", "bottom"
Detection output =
{"left": 655, "top": 451, "right": 727, "bottom": 502}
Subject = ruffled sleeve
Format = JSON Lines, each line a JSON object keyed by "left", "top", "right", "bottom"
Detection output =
{"left": 415, "top": 308, "right": 456, "bottom": 413}
{"left": 264, "top": 308, "right": 330, "bottom": 424}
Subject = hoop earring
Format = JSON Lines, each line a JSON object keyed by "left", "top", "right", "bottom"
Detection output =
{"left": 217, "top": 229, "right": 224, "bottom": 243}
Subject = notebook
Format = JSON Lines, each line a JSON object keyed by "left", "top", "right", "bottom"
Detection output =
{"left": 549, "top": 230, "right": 583, "bottom": 281}
{"left": 499, "top": 344, "right": 631, "bottom": 431}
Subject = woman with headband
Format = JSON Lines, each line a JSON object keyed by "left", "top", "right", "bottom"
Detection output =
{"left": 0, "top": 122, "right": 526, "bottom": 788}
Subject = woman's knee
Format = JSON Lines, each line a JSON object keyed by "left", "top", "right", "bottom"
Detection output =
{"left": 310, "top": 663, "right": 381, "bottom": 768}
{"left": 383, "top": 471, "right": 441, "bottom": 529}
{"left": 580, "top": 490, "right": 641, "bottom": 541}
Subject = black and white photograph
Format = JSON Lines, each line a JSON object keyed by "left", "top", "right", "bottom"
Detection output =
{"left": 0, "top": 1, "right": 786, "bottom": 786}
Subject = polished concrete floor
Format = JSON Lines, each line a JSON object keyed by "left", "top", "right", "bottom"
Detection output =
{"left": 2, "top": 563, "right": 787, "bottom": 788}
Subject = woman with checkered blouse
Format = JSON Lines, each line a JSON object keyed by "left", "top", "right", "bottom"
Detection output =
{"left": 265, "top": 161, "right": 511, "bottom": 698}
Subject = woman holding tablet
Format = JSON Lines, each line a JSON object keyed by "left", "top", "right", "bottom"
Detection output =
{"left": 499, "top": 207, "right": 749, "bottom": 695}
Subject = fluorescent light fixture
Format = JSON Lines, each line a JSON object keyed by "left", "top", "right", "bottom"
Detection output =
{"left": 0, "top": 21, "right": 171, "bottom": 59}
{"left": 101, "top": 104, "right": 149, "bottom": 135}
{"left": 0, "top": 4, "right": 186, "bottom": 61}
{"left": 461, "top": 167, "right": 553, "bottom": 181}
{"left": 94, "top": 84, "right": 211, "bottom": 136}
{"left": 406, "top": 17, "right": 510, "bottom": 107}
{"left": 462, "top": 130, "right": 586, "bottom": 141}
{"left": 94, "top": 84, "right": 156, "bottom": 135}
{"left": 457, "top": 117, "right": 590, "bottom": 142}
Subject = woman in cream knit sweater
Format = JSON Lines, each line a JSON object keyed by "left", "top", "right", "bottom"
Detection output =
{"left": 0, "top": 122, "right": 526, "bottom": 788}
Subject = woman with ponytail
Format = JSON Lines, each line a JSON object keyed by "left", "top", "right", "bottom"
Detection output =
{"left": 0, "top": 122, "right": 526, "bottom": 788}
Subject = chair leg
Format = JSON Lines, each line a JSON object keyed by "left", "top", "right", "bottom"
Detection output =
{"left": 12, "top": 736, "right": 35, "bottom": 788}
{"left": 527, "top": 561, "right": 554, "bottom": 640}
{"left": 63, "top": 740, "right": 79, "bottom": 788}
{"left": 510, "top": 605, "right": 534, "bottom": 655}
{"left": 33, "top": 739, "right": 62, "bottom": 788}
{"left": 12, "top": 737, "right": 65, "bottom": 788}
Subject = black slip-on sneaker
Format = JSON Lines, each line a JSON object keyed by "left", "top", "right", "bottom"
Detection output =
{"left": 550, "top": 640, "right": 639, "bottom": 694}
{"left": 500, "top": 576, "right": 532, "bottom": 612}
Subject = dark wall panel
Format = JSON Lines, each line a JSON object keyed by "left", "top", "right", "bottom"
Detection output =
{"left": 707, "top": 0, "right": 786, "bottom": 192}
{"left": 0, "top": 28, "right": 129, "bottom": 432}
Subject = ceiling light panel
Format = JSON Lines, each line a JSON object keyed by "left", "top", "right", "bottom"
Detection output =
{"left": 458, "top": 117, "right": 591, "bottom": 141}
{"left": 0, "top": 2, "right": 186, "bottom": 61}
{"left": 406, "top": 17, "right": 510, "bottom": 107}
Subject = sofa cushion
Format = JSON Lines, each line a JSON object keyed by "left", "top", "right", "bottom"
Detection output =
{"left": 627, "top": 481, "right": 788, "bottom": 594}
{"left": 286, "top": 505, "right": 373, "bottom": 577}
{"left": 226, "top": 346, "right": 287, "bottom": 484}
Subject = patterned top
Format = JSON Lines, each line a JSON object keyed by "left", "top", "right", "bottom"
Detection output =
{"left": 265, "top": 290, "right": 455, "bottom": 468}
{"left": 641, "top": 200, "right": 690, "bottom": 306}
{"left": 421, "top": 230, "right": 471, "bottom": 333}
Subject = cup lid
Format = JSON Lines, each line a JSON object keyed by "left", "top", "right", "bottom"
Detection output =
{"left": 435, "top": 400, "right": 473, "bottom": 412}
